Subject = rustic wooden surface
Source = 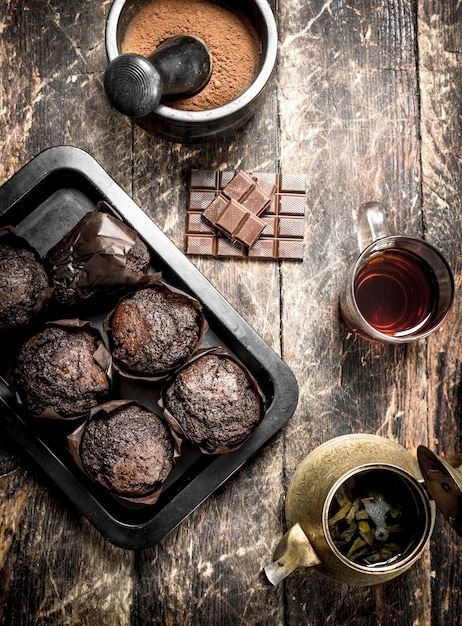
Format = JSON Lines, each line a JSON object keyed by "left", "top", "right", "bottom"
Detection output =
{"left": 1, "top": 0, "right": 462, "bottom": 624}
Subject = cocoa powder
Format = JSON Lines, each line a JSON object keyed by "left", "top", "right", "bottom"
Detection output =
{"left": 121, "top": 0, "right": 261, "bottom": 111}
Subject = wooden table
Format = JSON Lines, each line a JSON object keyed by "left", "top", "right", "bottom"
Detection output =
{"left": 1, "top": 1, "right": 462, "bottom": 624}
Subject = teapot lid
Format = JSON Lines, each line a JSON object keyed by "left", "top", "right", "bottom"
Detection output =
{"left": 417, "top": 445, "right": 462, "bottom": 537}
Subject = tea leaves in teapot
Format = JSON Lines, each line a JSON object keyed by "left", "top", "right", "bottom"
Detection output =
{"left": 328, "top": 470, "right": 420, "bottom": 569}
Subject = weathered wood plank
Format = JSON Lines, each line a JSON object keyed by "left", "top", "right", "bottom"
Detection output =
{"left": 419, "top": 2, "right": 462, "bottom": 625}
{"left": 276, "top": 1, "right": 436, "bottom": 624}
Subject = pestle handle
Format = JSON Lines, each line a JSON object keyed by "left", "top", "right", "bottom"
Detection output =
{"left": 148, "top": 35, "right": 212, "bottom": 97}
{"left": 104, "top": 53, "right": 162, "bottom": 118}
{"left": 104, "top": 35, "right": 212, "bottom": 118}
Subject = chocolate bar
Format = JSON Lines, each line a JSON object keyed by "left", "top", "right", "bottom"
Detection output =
{"left": 186, "top": 170, "right": 305, "bottom": 260}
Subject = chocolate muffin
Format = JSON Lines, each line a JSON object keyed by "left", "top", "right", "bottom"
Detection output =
{"left": 78, "top": 402, "right": 174, "bottom": 499}
{"left": 0, "top": 238, "right": 51, "bottom": 328}
{"left": 108, "top": 285, "right": 206, "bottom": 377}
{"left": 162, "top": 352, "right": 264, "bottom": 453}
{"left": 14, "top": 323, "right": 111, "bottom": 419}
{"left": 125, "top": 237, "right": 151, "bottom": 273}
{"left": 45, "top": 207, "right": 151, "bottom": 305}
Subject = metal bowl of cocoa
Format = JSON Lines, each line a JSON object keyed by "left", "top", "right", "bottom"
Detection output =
{"left": 105, "top": 0, "right": 278, "bottom": 141}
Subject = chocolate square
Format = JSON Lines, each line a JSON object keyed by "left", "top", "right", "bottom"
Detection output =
{"left": 234, "top": 213, "right": 266, "bottom": 247}
{"left": 216, "top": 237, "right": 246, "bottom": 257}
{"left": 215, "top": 200, "right": 248, "bottom": 236}
{"left": 185, "top": 234, "right": 216, "bottom": 256}
{"left": 240, "top": 185, "right": 273, "bottom": 215}
{"left": 222, "top": 171, "right": 258, "bottom": 201}
{"left": 186, "top": 212, "right": 214, "bottom": 235}
{"left": 188, "top": 190, "right": 217, "bottom": 211}
{"left": 203, "top": 194, "right": 229, "bottom": 225}
{"left": 278, "top": 217, "right": 305, "bottom": 238}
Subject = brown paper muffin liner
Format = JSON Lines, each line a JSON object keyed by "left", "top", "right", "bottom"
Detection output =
{"left": 12, "top": 319, "right": 113, "bottom": 422}
{"left": 159, "top": 347, "right": 266, "bottom": 455}
{"left": 68, "top": 399, "right": 182, "bottom": 505}
{"left": 104, "top": 275, "right": 209, "bottom": 382}
{"left": 0, "top": 226, "right": 54, "bottom": 329}
{"left": 44, "top": 201, "right": 152, "bottom": 306}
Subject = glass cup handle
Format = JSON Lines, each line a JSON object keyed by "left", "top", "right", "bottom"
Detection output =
{"left": 357, "top": 201, "right": 390, "bottom": 252}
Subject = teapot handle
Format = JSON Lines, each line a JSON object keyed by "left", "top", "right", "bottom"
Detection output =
{"left": 264, "top": 523, "right": 321, "bottom": 586}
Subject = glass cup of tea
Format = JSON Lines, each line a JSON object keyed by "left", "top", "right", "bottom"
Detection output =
{"left": 340, "top": 202, "right": 454, "bottom": 344}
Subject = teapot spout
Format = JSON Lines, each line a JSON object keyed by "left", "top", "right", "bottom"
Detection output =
{"left": 263, "top": 523, "right": 321, "bottom": 586}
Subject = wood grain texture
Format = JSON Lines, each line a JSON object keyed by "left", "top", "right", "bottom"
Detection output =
{"left": 1, "top": 0, "right": 462, "bottom": 624}
{"left": 275, "top": 2, "right": 434, "bottom": 624}
{"left": 419, "top": 2, "right": 462, "bottom": 625}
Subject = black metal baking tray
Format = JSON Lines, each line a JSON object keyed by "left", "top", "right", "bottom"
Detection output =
{"left": 0, "top": 146, "right": 298, "bottom": 549}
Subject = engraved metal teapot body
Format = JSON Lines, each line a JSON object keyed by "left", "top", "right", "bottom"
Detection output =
{"left": 264, "top": 434, "right": 462, "bottom": 586}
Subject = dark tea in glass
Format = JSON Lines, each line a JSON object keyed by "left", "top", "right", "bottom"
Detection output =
{"left": 353, "top": 248, "right": 439, "bottom": 338}
{"left": 340, "top": 202, "right": 454, "bottom": 344}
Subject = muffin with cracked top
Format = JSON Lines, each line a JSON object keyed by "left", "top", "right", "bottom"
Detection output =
{"left": 107, "top": 281, "right": 207, "bottom": 379}
{"left": 70, "top": 401, "right": 176, "bottom": 502}
{"left": 0, "top": 229, "right": 52, "bottom": 329}
{"left": 13, "top": 321, "right": 111, "bottom": 419}
{"left": 161, "top": 350, "right": 265, "bottom": 454}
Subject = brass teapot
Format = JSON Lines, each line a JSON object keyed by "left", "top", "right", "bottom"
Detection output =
{"left": 264, "top": 434, "right": 462, "bottom": 586}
